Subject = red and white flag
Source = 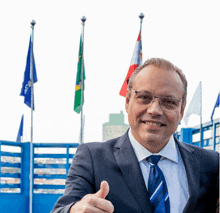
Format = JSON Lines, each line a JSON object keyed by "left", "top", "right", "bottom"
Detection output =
{"left": 119, "top": 30, "right": 143, "bottom": 97}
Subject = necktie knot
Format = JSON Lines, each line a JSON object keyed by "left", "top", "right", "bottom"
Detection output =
{"left": 147, "top": 155, "right": 161, "bottom": 166}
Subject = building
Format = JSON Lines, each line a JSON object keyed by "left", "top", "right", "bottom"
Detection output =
{"left": 103, "top": 111, "right": 129, "bottom": 141}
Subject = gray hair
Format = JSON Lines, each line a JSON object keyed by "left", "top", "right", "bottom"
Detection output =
{"left": 127, "top": 58, "right": 187, "bottom": 105}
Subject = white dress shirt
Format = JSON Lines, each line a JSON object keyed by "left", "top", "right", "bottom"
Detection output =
{"left": 129, "top": 130, "right": 189, "bottom": 213}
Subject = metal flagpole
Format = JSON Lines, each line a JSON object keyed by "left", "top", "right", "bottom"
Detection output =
{"left": 213, "top": 119, "right": 216, "bottom": 151}
{"left": 139, "top": 13, "right": 144, "bottom": 64}
{"left": 21, "top": 115, "right": 24, "bottom": 143}
{"left": 80, "top": 16, "right": 86, "bottom": 144}
{"left": 200, "top": 81, "right": 203, "bottom": 147}
{"left": 29, "top": 19, "right": 36, "bottom": 213}
{"left": 213, "top": 92, "right": 220, "bottom": 150}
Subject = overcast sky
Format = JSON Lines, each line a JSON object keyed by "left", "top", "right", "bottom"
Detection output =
{"left": 0, "top": 0, "right": 219, "bottom": 143}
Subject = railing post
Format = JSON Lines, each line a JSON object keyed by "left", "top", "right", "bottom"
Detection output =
{"left": 181, "top": 128, "right": 193, "bottom": 144}
{"left": 66, "top": 145, "right": 70, "bottom": 177}
{"left": 21, "top": 142, "right": 31, "bottom": 211}
{"left": 213, "top": 123, "right": 217, "bottom": 151}
{"left": 200, "top": 125, "right": 204, "bottom": 148}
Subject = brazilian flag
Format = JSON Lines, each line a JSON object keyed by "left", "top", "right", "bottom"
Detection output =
{"left": 74, "top": 35, "right": 85, "bottom": 113}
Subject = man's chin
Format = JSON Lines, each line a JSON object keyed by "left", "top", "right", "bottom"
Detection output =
{"left": 143, "top": 132, "right": 162, "bottom": 140}
{"left": 139, "top": 133, "right": 166, "bottom": 146}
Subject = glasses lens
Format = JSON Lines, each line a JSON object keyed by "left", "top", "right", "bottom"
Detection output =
{"left": 135, "top": 92, "right": 153, "bottom": 104}
{"left": 160, "top": 97, "right": 179, "bottom": 109}
{"left": 133, "top": 88, "right": 180, "bottom": 110}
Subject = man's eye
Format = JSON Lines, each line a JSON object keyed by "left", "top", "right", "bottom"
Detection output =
{"left": 137, "top": 94, "right": 152, "bottom": 103}
{"left": 139, "top": 95, "right": 147, "bottom": 99}
{"left": 162, "top": 98, "right": 177, "bottom": 106}
{"left": 137, "top": 94, "right": 147, "bottom": 99}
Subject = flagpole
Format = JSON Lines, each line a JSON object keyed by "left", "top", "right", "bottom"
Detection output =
{"left": 139, "top": 12, "right": 144, "bottom": 31}
{"left": 213, "top": 92, "right": 220, "bottom": 150}
{"left": 200, "top": 81, "right": 203, "bottom": 147}
{"left": 138, "top": 13, "right": 144, "bottom": 64}
{"left": 29, "top": 19, "right": 36, "bottom": 213}
{"left": 21, "top": 115, "right": 24, "bottom": 143}
{"left": 213, "top": 119, "right": 216, "bottom": 151}
{"left": 80, "top": 16, "right": 86, "bottom": 144}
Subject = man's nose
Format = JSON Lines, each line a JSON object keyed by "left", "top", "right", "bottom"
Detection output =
{"left": 147, "top": 98, "right": 163, "bottom": 116}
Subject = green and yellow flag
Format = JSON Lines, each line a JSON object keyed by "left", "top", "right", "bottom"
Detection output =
{"left": 74, "top": 35, "right": 85, "bottom": 113}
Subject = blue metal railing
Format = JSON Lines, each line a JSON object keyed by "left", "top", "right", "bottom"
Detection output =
{"left": 33, "top": 143, "right": 78, "bottom": 194}
{"left": 0, "top": 141, "right": 22, "bottom": 193}
{"left": 0, "top": 141, "right": 80, "bottom": 212}
{"left": 180, "top": 119, "right": 219, "bottom": 150}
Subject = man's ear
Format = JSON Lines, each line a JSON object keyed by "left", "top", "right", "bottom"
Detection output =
{"left": 125, "top": 93, "right": 130, "bottom": 113}
{"left": 180, "top": 100, "right": 186, "bottom": 121}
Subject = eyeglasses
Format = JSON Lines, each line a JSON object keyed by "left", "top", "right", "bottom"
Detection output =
{"left": 131, "top": 88, "right": 183, "bottom": 110}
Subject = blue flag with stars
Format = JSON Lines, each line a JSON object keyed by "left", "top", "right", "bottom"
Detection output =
{"left": 20, "top": 36, "right": 38, "bottom": 109}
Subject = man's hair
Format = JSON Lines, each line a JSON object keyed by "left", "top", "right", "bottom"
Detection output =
{"left": 127, "top": 58, "right": 187, "bottom": 105}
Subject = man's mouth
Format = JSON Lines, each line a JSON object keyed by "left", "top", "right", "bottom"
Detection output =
{"left": 142, "top": 121, "right": 166, "bottom": 127}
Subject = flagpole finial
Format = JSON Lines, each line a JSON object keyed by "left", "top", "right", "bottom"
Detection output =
{"left": 139, "top": 13, "right": 144, "bottom": 20}
{"left": 31, "top": 20, "right": 36, "bottom": 27}
{"left": 81, "top": 16, "right": 86, "bottom": 23}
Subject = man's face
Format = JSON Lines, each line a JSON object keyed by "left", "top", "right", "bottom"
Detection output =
{"left": 125, "top": 65, "right": 186, "bottom": 152}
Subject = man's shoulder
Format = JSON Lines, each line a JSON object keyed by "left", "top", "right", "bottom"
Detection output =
{"left": 83, "top": 137, "right": 119, "bottom": 149}
{"left": 176, "top": 138, "right": 219, "bottom": 161}
{"left": 78, "top": 132, "right": 129, "bottom": 152}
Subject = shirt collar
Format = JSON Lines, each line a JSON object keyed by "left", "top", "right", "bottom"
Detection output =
{"left": 129, "top": 129, "right": 178, "bottom": 163}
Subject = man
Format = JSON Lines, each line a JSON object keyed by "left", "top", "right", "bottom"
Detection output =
{"left": 51, "top": 58, "right": 219, "bottom": 213}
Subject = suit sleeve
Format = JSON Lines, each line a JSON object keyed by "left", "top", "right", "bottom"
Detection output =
{"left": 50, "top": 144, "right": 95, "bottom": 213}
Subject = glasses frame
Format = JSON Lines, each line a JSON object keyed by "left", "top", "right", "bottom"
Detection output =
{"left": 131, "top": 87, "right": 183, "bottom": 110}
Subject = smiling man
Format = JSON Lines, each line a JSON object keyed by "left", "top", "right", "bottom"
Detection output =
{"left": 126, "top": 61, "right": 186, "bottom": 153}
{"left": 51, "top": 58, "right": 219, "bottom": 213}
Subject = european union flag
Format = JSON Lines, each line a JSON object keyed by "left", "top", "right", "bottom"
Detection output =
{"left": 211, "top": 93, "right": 220, "bottom": 124}
{"left": 20, "top": 37, "right": 38, "bottom": 109}
{"left": 16, "top": 115, "right": 24, "bottom": 142}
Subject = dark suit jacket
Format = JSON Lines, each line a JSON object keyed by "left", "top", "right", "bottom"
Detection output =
{"left": 51, "top": 132, "right": 219, "bottom": 213}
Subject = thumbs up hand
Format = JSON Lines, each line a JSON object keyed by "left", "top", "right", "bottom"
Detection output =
{"left": 95, "top": 181, "right": 110, "bottom": 199}
{"left": 70, "top": 181, "right": 114, "bottom": 213}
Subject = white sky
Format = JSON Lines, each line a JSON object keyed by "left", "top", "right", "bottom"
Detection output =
{"left": 0, "top": 0, "right": 219, "bottom": 143}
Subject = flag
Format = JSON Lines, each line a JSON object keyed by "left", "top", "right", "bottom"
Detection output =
{"left": 211, "top": 93, "right": 220, "bottom": 123}
{"left": 74, "top": 34, "right": 85, "bottom": 114}
{"left": 20, "top": 36, "right": 38, "bottom": 109}
{"left": 183, "top": 81, "right": 202, "bottom": 125}
{"left": 16, "top": 115, "right": 24, "bottom": 142}
{"left": 119, "top": 30, "right": 143, "bottom": 97}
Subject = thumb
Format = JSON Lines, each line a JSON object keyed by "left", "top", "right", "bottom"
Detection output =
{"left": 95, "top": 181, "right": 109, "bottom": 199}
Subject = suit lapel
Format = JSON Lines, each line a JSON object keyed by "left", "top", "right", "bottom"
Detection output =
{"left": 175, "top": 138, "right": 200, "bottom": 213}
{"left": 114, "top": 133, "right": 153, "bottom": 213}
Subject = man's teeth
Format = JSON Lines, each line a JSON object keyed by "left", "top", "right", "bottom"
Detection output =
{"left": 143, "top": 121, "right": 164, "bottom": 126}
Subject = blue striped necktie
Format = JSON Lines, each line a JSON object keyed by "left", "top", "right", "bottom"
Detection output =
{"left": 147, "top": 155, "right": 170, "bottom": 213}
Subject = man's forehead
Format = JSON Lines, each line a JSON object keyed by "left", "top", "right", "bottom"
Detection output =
{"left": 134, "top": 65, "right": 180, "bottom": 83}
{"left": 138, "top": 64, "right": 173, "bottom": 74}
{"left": 133, "top": 65, "right": 184, "bottom": 95}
